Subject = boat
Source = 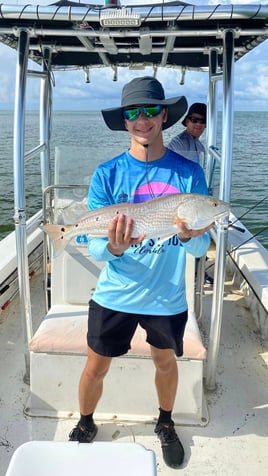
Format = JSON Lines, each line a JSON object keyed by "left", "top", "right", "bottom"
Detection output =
{"left": 0, "top": 1, "right": 267, "bottom": 474}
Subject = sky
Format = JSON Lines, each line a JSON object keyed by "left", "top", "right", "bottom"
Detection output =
{"left": 0, "top": 0, "right": 267, "bottom": 111}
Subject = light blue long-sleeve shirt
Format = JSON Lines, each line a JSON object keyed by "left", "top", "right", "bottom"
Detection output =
{"left": 87, "top": 149, "right": 210, "bottom": 315}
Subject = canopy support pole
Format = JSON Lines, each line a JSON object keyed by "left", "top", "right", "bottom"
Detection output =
{"left": 13, "top": 29, "right": 32, "bottom": 384}
{"left": 206, "top": 30, "right": 234, "bottom": 390}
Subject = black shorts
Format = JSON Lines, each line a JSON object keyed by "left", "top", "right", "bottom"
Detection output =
{"left": 87, "top": 300, "right": 188, "bottom": 358}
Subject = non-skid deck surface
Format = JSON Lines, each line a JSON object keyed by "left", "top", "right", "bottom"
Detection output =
{"left": 1, "top": 271, "right": 267, "bottom": 475}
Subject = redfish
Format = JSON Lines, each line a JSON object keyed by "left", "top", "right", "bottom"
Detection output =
{"left": 42, "top": 193, "right": 230, "bottom": 256}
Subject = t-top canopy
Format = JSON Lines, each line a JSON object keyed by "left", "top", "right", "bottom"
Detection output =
{"left": 0, "top": 1, "right": 267, "bottom": 72}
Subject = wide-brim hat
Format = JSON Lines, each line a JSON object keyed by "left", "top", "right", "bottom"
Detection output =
{"left": 181, "top": 102, "right": 207, "bottom": 126}
{"left": 101, "top": 76, "right": 187, "bottom": 131}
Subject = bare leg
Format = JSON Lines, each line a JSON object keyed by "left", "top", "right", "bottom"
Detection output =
{"left": 150, "top": 345, "right": 178, "bottom": 411}
{"left": 79, "top": 346, "right": 112, "bottom": 415}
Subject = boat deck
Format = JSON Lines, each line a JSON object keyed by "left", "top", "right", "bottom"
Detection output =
{"left": 1, "top": 260, "right": 267, "bottom": 476}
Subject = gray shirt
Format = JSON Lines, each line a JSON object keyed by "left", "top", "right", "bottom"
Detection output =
{"left": 168, "top": 129, "right": 205, "bottom": 164}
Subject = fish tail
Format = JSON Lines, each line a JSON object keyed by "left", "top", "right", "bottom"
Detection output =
{"left": 41, "top": 224, "right": 72, "bottom": 256}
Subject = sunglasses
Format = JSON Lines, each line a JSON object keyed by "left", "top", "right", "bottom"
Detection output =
{"left": 123, "top": 105, "right": 163, "bottom": 121}
{"left": 188, "top": 116, "right": 206, "bottom": 125}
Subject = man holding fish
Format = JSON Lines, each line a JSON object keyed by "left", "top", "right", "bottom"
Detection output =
{"left": 67, "top": 76, "right": 227, "bottom": 468}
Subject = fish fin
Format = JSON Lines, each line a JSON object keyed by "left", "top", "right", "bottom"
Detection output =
{"left": 41, "top": 224, "right": 72, "bottom": 257}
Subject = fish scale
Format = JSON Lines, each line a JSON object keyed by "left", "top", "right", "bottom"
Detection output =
{"left": 80, "top": 199, "right": 179, "bottom": 237}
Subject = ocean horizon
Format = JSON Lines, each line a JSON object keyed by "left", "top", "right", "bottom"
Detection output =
{"left": 0, "top": 110, "right": 267, "bottom": 249}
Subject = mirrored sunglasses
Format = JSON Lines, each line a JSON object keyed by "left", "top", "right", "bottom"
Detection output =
{"left": 123, "top": 105, "right": 163, "bottom": 121}
{"left": 188, "top": 116, "right": 206, "bottom": 124}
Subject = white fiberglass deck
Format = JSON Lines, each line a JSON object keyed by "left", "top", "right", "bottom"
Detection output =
{"left": 1, "top": 265, "right": 267, "bottom": 476}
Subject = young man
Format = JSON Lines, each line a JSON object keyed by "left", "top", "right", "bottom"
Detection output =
{"left": 168, "top": 102, "right": 207, "bottom": 164}
{"left": 69, "top": 77, "right": 211, "bottom": 469}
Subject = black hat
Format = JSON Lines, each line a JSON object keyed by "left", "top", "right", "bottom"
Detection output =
{"left": 101, "top": 76, "right": 187, "bottom": 131}
{"left": 182, "top": 102, "right": 207, "bottom": 126}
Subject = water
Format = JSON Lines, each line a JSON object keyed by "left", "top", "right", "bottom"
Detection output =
{"left": 0, "top": 111, "right": 267, "bottom": 249}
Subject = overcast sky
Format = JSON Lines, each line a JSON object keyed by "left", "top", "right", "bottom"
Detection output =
{"left": 0, "top": 0, "right": 267, "bottom": 111}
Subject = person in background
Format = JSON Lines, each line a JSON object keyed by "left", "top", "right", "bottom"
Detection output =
{"left": 68, "top": 77, "right": 211, "bottom": 469}
{"left": 168, "top": 102, "right": 207, "bottom": 164}
{"left": 168, "top": 102, "right": 214, "bottom": 286}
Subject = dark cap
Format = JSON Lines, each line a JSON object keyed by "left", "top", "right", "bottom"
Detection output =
{"left": 101, "top": 76, "right": 187, "bottom": 131}
{"left": 182, "top": 102, "right": 207, "bottom": 126}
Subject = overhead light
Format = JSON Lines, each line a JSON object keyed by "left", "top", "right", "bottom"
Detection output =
{"left": 100, "top": 10, "right": 141, "bottom": 27}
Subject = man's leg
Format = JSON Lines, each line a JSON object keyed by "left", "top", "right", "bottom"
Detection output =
{"left": 69, "top": 346, "right": 112, "bottom": 443}
{"left": 79, "top": 346, "right": 112, "bottom": 415}
{"left": 151, "top": 346, "right": 184, "bottom": 469}
{"left": 151, "top": 347, "right": 178, "bottom": 411}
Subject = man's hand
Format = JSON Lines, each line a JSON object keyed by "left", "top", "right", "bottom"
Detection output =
{"left": 178, "top": 222, "right": 213, "bottom": 243}
{"left": 107, "top": 214, "right": 145, "bottom": 256}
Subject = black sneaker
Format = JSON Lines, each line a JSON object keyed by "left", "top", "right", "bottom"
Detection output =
{"left": 154, "top": 420, "right": 184, "bottom": 468}
{"left": 69, "top": 420, "right": 98, "bottom": 443}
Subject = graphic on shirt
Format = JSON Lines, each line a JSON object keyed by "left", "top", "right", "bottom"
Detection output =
{"left": 131, "top": 182, "right": 180, "bottom": 203}
{"left": 118, "top": 191, "right": 128, "bottom": 203}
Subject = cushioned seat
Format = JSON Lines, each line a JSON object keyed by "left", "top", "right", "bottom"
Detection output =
{"left": 29, "top": 305, "right": 206, "bottom": 360}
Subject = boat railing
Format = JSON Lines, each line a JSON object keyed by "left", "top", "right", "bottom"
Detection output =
{"left": 43, "top": 184, "right": 89, "bottom": 312}
{"left": 194, "top": 143, "right": 221, "bottom": 322}
{"left": 25, "top": 210, "right": 43, "bottom": 235}
{"left": 25, "top": 143, "right": 47, "bottom": 163}
{"left": 206, "top": 145, "right": 221, "bottom": 194}
{"left": 0, "top": 210, "right": 43, "bottom": 311}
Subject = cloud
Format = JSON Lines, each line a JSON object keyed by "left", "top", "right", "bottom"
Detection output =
{"left": 247, "top": 65, "right": 268, "bottom": 99}
{"left": 232, "top": 40, "right": 268, "bottom": 109}
{"left": 0, "top": 46, "right": 16, "bottom": 106}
